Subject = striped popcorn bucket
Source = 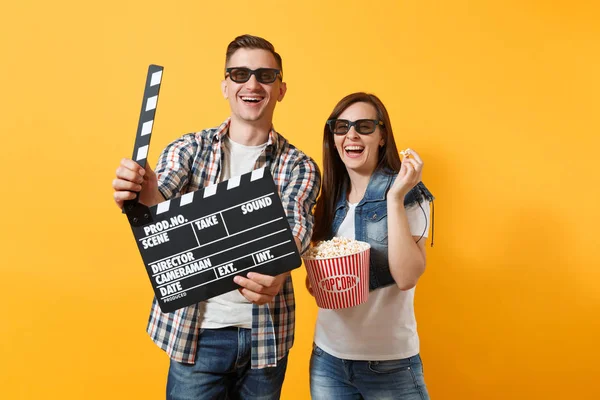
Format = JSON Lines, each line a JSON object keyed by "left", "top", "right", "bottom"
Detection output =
{"left": 302, "top": 245, "right": 370, "bottom": 309}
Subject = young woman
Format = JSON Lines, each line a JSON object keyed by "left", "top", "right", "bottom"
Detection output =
{"left": 308, "top": 92, "right": 434, "bottom": 399}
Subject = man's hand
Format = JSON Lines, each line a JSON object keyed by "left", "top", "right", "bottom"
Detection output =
{"left": 234, "top": 272, "right": 289, "bottom": 305}
{"left": 112, "top": 158, "right": 163, "bottom": 209}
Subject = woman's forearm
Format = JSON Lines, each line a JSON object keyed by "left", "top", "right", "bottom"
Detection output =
{"left": 386, "top": 198, "right": 426, "bottom": 290}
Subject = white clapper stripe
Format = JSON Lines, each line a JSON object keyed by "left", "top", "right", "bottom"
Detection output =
{"left": 156, "top": 200, "right": 171, "bottom": 214}
{"left": 141, "top": 120, "right": 153, "bottom": 136}
{"left": 250, "top": 167, "right": 265, "bottom": 181}
{"left": 145, "top": 95, "right": 158, "bottom": 111}
{"left": 150, "top": 70, "right": 162, "bottom": 86}
{"left": 227, "top": 175, "right": 241, "bottom": 190}
{"left": 136, "top": 145, "right": 149, "bottom": 161}
{"left": 180, "top": 192, "right": 194, "bottom": 206}
{"left": 203, "top": 183, "right": 218, "bottom": 198}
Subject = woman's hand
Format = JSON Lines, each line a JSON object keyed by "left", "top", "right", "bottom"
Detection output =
{"left": 305, "top": 275, "right": 314, "bottom": 297}
{"left": 387, "top": 149, "right": 423, "bottom": 201}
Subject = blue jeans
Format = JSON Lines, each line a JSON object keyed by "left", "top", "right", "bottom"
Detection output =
{"left": 167, "top": 327, "right": 288, "bottom": 400}
{"left": 310, "top": 344, "right": 429, "bottom": 400}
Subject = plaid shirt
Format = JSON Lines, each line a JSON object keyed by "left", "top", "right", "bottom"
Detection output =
{"left": 146, "top": 118, "right": 320, "bottom": 369}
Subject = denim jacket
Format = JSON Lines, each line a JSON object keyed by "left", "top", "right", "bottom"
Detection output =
{"left": 331, "top": 168, "right": 434, "bottom": 291}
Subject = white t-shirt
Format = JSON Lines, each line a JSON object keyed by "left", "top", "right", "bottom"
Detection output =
{"left": 199, "top": 136, "right": 267, "bottom": 329}
{"left": 314, "top": 200, "right": 431, "bottom": 360}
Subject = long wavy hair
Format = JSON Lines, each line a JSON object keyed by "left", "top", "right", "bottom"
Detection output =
{"left": 311, "top": 92, "right": 402, "bottom": 243}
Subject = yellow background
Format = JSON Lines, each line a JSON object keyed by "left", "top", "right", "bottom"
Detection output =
{"left": 1, "top": 1, "right": 599, "bottom": 399}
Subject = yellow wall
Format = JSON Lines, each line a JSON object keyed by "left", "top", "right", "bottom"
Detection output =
{"left": 2, "top": 1, "right": 599, "bottom": 399}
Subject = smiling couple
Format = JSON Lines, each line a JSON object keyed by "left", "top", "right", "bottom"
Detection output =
{"left": 112, "top": 34, "right": 433, "bottom": 400}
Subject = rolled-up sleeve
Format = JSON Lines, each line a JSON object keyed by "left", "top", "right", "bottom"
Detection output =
{"left": 280, "top": 157, "right": 321, "bottom": 252}
{"left": 155, "top": 134, "right": 199, "bottom": 200}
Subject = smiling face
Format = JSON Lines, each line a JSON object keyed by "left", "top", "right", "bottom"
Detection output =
{"left": 333, "top": 101, "right": 385, "bottom": 176}
{"left": 221, "top": 48, "right": 287, "bottom": 126}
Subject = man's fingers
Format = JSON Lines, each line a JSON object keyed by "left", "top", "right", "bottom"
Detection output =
{"left": 112, "top": 179, "right": 142, "bottom": 192}
{"left": 121, "top": 158, "right": 145, "bottom": 175}
{"left": 238, "top": 288, "right": 272, "bottom": 305}
{"left": 234, "top": 275, "right": 268, "bottom": 294}
{"left": 113, "top": 158, "right": 153, "bottom": 210}
{"left": 114, "top": 191, "right": 137, "bottom": 202}
{"left": 116, "top": 165, "right": 144, "bottom": 184}
{"left": 238, "top": 288, "right": 260, "bottom": 303}
{"left": 113, "top": 191, "right": 137, "bottom": 208}
{"left": 246, "top": 272, "right": 279, "bottom": 287}
{"left": 144, "top": 162, "right": 156, "bottom": 177}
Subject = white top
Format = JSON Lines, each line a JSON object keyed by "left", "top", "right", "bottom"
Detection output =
{"left": 199, "top": 136, "right": 267, "bottom": 329}
{"left": 314, "top": 200, "right": 431, "bottom": 360}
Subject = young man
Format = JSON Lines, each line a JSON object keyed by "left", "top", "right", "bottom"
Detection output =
{"left": 112, "top": 35, "right": 321, "bottom": 399}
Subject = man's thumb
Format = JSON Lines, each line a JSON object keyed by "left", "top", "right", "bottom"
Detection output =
{"left": 143, "top": 160, "right": 156, "bottom": 178}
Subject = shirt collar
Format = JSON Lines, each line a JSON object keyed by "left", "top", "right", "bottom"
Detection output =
{"left": 334, "top": 168, "right": 394, "bottom": 211}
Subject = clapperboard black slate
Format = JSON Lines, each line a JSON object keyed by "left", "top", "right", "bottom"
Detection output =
{"left": 124, "top": 65, "right": 301, "bottom": 312}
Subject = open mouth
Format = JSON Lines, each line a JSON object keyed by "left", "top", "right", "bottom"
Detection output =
{"left": 240, "top": 95, "right": 264, "bottom": 104}
{"left": 344, "top": 145, "right": 365, "bottom": 157}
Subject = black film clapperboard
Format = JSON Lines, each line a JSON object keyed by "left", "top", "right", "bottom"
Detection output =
{"left": 124, "top": 65, "right": 301, "bottom": 313}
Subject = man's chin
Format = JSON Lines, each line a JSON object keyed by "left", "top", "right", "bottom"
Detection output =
{"left": 232, "top": 105, "right": 275, "bottom": 125}
{"left": 239, "top": 116, "right": 263, "bottom": 124}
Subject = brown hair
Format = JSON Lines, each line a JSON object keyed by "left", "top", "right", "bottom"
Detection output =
{"left": 311, "top": 92, "right": 401, "bottom": 243}
{"left": 225, "top": 34, "right": 283, "bottom": 74}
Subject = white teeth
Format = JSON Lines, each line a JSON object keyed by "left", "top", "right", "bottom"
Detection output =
{"left": 345, "top": 146, "right": 364, "bottom": 151}
{"left": 241, "top": 96, "right": 262, "bottom": 101}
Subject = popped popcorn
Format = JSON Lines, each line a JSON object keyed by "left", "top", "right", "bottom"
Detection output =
{"left": 303, "top": 237, "right": 370, "bottom": 259}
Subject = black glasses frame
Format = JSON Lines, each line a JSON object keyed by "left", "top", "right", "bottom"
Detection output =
{"left": 224, "top": 67, "right": 282, "bottom": 84}
{"left": 326, "top": 119, "right": 384, "bottom": 135}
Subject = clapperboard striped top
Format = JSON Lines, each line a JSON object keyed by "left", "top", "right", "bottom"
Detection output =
{"left": 154, "top": 167, "right": 267, "bottom": 215}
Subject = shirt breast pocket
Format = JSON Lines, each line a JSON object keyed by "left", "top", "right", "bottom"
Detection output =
{"left": 365, "top": 207, "right": 388, "bottom": 244}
